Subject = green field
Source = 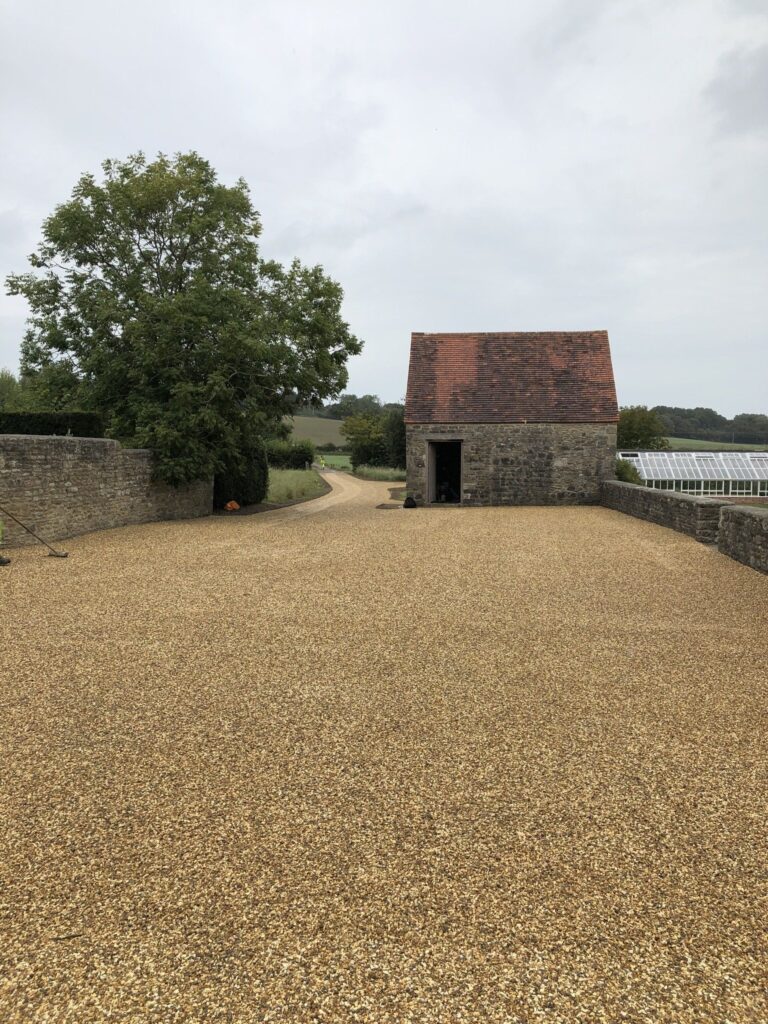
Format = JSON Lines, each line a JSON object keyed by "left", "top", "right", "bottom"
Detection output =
{"left": 666, "top": 436, "right": 768, "bottom": 451}
{"left": 287, "top": 415, "right": 346, "bottom": 447}
{"left": 320, "top": 453, "right": 352, "bottom": 470}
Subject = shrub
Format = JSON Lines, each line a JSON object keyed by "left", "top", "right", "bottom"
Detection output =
{"left": 0, "top": 411, "right": 104, "bottom": 437}
{"left": 214, "top": 436, "right": 268, "bottom": 508}
{"left": 265, "top": 438, "right": 315, "bottom": 468}
{"left": 616, "top": 458, "right": 644, "bottom": 485}
{"left": 350, "top": 439, "right": 388, "bottom": 469}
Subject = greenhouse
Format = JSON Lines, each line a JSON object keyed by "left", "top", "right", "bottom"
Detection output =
{"left": 617, "top": 451, "right": 768, "bottom": 497}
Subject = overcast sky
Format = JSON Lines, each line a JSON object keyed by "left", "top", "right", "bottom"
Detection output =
{"left": 1, "top": 0, "right": 766, "bottom": 415}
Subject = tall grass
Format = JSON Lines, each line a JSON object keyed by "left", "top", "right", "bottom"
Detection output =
{"left": 353, "top": 465, "right": 407, "bottom": 481}
{"left": 267, "top": 469, "right": 328, "bottom": 504}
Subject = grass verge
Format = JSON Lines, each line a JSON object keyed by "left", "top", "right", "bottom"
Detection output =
{"left": 267, "top": 469, "right": 328, "bottom": 504}
{"left": 353, "top": 465, "right": 407, "bottom": 481}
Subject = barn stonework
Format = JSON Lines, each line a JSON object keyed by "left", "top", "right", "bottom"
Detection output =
{"left": 405, "top": 332, "right": 619, "bottom": 506}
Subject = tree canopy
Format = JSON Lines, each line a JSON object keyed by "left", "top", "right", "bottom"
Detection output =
{"left": 6, "top": 152, "right": 361, "bottom": 484}
{"left": 653, "top": 406, "right": 768, "bottom": 445}
{"left": 617, "top": 406, "right": 670, "bottom": 450}
{"left": 0, "top": 369, "right": 22, "bottom": 412}
{"left": 340, "top": 406, "right": 405, "bottom": 469}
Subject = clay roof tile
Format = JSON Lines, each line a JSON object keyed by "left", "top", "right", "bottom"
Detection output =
{"left": 404, "top": 331, "right": 618, "bottom": 424}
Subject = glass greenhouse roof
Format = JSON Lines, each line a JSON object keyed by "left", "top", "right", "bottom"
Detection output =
{"left": 618, "top": 451, "right": 768, "bottom": 482}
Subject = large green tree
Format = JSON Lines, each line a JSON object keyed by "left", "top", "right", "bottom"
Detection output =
{"left": 6, "top": 152, "right": 361, "bottom": 485}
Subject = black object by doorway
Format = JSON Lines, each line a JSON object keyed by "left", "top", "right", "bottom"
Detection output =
{"left": 429, "top": 441, "right": 462, "bottom": 503}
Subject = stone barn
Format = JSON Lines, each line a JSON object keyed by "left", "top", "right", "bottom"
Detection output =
{"left": 404, "top": 331, "right": 618, "bottom": 506}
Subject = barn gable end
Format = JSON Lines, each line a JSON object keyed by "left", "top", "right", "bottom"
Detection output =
{"left": 405, "top": 331, "right": 619, "bottom": 506}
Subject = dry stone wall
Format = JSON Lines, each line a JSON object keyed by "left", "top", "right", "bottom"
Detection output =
{"left": 406, "top": 422, "right": 617, "bottom": 505}
{"left": 717, "top": 505, "right": 768, "bottom": 574}
{"left": 601, "top": 480, "right": 726, "bottom": 543}
{"left": 0, "top": 435, "right": 212, "bottom": 548}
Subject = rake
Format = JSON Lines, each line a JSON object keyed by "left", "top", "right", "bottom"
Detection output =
{"left": 0, "top": 504, "right": 68, "bottom": 559}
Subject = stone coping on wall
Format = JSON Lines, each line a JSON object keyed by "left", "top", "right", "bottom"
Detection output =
{"left": 601, "top": 479, "right": 727, "bottom": 544}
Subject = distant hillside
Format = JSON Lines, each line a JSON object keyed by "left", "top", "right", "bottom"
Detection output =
{"left": 287, "top": 415, "right": 346, "bottom": 447}
{"left": 666, "top": 436, "right": 768, "bottom": 452}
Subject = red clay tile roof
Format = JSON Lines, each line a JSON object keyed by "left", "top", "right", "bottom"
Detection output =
{"left": 405, "top": 332, "right": 618, "bottom": 424}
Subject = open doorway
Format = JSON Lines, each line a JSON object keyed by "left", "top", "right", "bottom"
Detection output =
{"left": 428, "top": 441, "right": 462, "bottom": 503}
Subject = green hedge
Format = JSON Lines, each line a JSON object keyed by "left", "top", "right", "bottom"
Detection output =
{"left": 0, "top": 411, "right": 105, "bottom": 437}
{"left": 214, "top": 437, "right": 269, "bottom": 508}
{"left": 266, "top": 438, "right": 315, "bottom": 469}
{"left": 350, "top": 437, "right": 388, "bottom": 470}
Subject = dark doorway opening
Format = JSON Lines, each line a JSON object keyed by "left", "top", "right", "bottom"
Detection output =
{"left": 429, "top": 441, "right": 462, "bottom": 503}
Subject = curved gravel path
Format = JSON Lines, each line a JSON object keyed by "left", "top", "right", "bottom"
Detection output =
{"left": 1, "top": 478, "right": 767, "bottom": 1023}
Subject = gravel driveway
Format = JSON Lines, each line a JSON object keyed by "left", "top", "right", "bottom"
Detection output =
{"left": 2, "top": 475, "right": 766, "bottom": 1023}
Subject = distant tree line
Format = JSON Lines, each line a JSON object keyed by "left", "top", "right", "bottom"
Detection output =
{"left": 297, "top": 393, "right": 403, "bottom": 420}
{"left": 652, "top": 407, "right": 768, "bottom": 445}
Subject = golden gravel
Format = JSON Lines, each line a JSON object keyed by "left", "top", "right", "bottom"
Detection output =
{"left": 1, "top": 472, "right": 767, "bottom": 1023}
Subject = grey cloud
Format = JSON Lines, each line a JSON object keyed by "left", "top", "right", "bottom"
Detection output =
{"left": 707, "top": 45, "right": 768, "bottom": 135}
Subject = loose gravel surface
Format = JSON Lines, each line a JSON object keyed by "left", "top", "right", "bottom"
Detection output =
{"left": 2, "top": 474, "right": 767, "bottom": 1023}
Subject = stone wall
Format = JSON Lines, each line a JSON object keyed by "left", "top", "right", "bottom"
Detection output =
{"left": 405, "top": 422, "right": 617, "bottom": 505}
{"left": 601, "top": 480, "right": 726, "bottom": 543}
{"left": 0, "top": 435, "right": 212, "bottom": 548}
{"left": 717, "top": 505, "right": 768, "bottom": 574}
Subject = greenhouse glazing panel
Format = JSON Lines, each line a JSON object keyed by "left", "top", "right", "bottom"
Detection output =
{"left": 618, "top": 451, "right": 768, "bottom": 483}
